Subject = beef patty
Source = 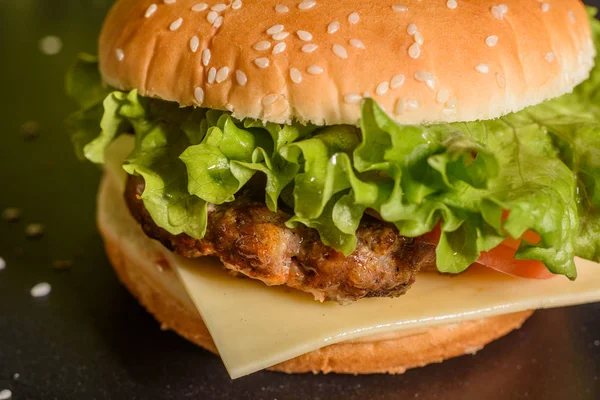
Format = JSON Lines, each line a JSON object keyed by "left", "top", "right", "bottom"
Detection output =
{"left": 125, "top": 175, "right": 437, "bottom": 303}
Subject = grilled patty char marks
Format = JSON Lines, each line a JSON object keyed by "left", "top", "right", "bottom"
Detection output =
{"left": 125, "top": 176, "right": 437, "bottom": 302}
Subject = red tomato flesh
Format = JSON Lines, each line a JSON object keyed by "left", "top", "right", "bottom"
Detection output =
{"left": 420, "top": 224, "right": 554, "bottom": 279}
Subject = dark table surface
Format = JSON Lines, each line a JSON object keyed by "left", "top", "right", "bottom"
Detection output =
{"left": 2, "top": 1, "right": 600, "bottom": 399}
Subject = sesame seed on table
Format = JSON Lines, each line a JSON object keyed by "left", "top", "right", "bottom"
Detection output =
{"left": 29, "top": 282, "right": 52, "bottom": 298}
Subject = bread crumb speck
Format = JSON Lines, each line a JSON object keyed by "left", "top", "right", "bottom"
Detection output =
{"left": 52, "top": 260, "right": 73, "bottom": 270}
{"left": 2, "top": 208, "right": 21, "bottom": 222}
{"left": 20, "top": 121, "right": 40, "bottom": 140}
{"left": 26, "top": 223, "right": 45, "bottom": 239}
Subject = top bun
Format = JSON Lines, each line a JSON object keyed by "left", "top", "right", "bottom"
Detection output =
{"left": 99, "top": 0, "right": 595, "bottom": 126}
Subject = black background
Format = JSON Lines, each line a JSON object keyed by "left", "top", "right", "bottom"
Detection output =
{"left": 1, "top": 1, "right": 600, "bottom": 399}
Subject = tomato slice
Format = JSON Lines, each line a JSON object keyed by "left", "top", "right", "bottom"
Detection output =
{"left": 477, "top": 245, "right": 554, "bottom": 279}
{"left": 421, "top": 224, "right": 441, "bottom": 245}
{"left": 419, "top": 224, "right": 554, "bottom": 279}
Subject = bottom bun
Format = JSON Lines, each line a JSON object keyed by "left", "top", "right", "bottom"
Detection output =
{"left": 97, "top": 172, "right": 532, "bottom": 375}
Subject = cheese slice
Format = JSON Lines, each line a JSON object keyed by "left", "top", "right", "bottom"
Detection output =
{"left": 105, "top": 136, "right": 600, "bottom": 379}
{"left": 174, "top": 255, "right": 600, "bottom": 378}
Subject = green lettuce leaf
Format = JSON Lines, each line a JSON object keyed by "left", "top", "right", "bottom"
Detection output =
{"left": 80, "top": 86, "right": 209, "bottom": 238}
{"left": 65, "top": 54, "right": 112, "bottom": 160}
{"left": 66, "top": 10, "right": 600, "bottom": 278}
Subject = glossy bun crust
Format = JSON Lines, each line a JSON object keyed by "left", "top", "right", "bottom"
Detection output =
{"left": 99, "top": 0, "right": 594, "bottom": 125}
{"left": 98, "top": 172, "right": 532, "bottom": 375}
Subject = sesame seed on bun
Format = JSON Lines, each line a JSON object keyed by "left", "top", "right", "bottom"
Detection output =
{"left": 98, "top": 0, "right": 596, "bottom": 125}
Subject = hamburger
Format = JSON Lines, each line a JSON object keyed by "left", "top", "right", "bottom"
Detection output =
{"left": 67, "top": 0, "right": 600, "bottom": 375}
